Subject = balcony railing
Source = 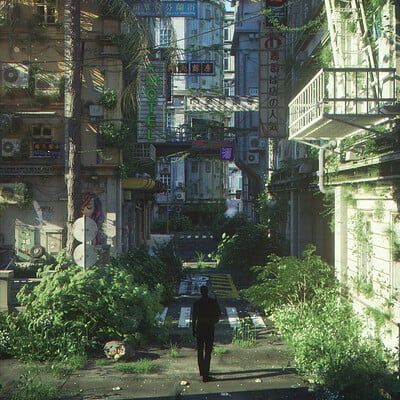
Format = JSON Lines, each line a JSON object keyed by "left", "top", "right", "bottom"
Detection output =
{"left": 288, "top": 68, "right": 397, "bottom": 140}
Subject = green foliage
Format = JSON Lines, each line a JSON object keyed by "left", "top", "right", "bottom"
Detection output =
{"left": 99, "top": 122, "right": 130, "bottom": 147}
{"left": 213, "top": 346, "right": 229, "bottom": 355}
{"left": 3, "top": 263, "right": 162, "bottom": 361}
{"left": 386, "top": 227, "right": 400, "bottom": 262}
{"left": 365, "top": 306, "right": 392, "bottom": 334}
{"left": 168, "top": 343, "right": 179, "bottom": 358}
{"left": 213, "top": 224, "right": 281, "bottom": 275}
{"left": 114, "top": 359, "right": 158, "bottom": 374}
{"left": 352, "top": 276, "right": 374, "bottom": 298}
{"left": 242, "top": 245, "right": 336, "bottom": 313}
{"left": 232, "top": 318, "right": 256, "bottom": 348}
{"left": 95, "top": 358, "right": 112, "bottom": 366}
{"left": 99, "top": 88, "right": 118, "bottom": 109}
{"left": 11, "top": 371, "right": 58, "bottom": 400}
{"left": 170, "top": 214, "right": 192, "bottom": 232}
{"left": 374, "top": 199, "right": 385, "bottom": 221}
{"left": 316, "top": 45, "right": 333, "bottom": 68}
{"left": 274, "top": 289, "right": 393, "bottom": 399}
{"left": 212, "top": 213, "right": 251, "bottom": 239}
{"left": 117, "top": 245, "right": 183, "bottom": 304}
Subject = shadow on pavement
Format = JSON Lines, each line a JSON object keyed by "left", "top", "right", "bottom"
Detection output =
{"left": 212, "top": 367, "right": 297, "bottom": 376}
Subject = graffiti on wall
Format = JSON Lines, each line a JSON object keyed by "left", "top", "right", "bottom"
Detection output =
{"left": 81, "top": 192, "right": 105, "bottom": 245}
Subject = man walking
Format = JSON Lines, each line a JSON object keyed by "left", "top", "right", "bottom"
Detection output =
{"left": 192, "top": 285, "right": 221, "bottom": 382}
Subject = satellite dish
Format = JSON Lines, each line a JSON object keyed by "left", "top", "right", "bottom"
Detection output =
{"left": 72, "top": 216, "right": 98, "bottom": 242}
{"left": 73, "top": 243, "right": 97, "bottom": 268}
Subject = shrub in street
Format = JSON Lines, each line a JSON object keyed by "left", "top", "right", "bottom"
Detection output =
{"left": 274, "top": 289, "right": 394, "bottom": 400}
{"left": 212, "top": 213, "right": 251, "bottom": 239}
{"left": 242, "top": 245, "right": 336, "bottom": 312}
{"left": 4, "top": 263, "right": 162, "bottom": 361}
{"left": 213, "top": 224, "right": 281, "bottom": 274}
{"left": 116, "top": 245, "right": 183, "bottom": 304}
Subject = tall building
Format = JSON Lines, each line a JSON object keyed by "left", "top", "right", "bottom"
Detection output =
{"left": 231, "top": 0, "right": 268, "bottom": 220}
{"left": 153, "top": 0, "right": 230, "bottom": 226}
{"left": 0, "top": 1, "right": 162, "bottom": 264}
{"left": 265, "top": 0, "right": 400, "bottom": 349}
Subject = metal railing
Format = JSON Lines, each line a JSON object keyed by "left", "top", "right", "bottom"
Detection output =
{"left": 288, "top": 68, "right": 397, "bottom": 138}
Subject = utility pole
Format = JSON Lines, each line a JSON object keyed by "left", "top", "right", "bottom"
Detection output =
{"left": 64, "top": 0, "right": 82, "bottom": 257}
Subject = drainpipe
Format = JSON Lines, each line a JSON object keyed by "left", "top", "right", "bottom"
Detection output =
{"left": 318, "top": 140, "right": 337, "bottom": 194}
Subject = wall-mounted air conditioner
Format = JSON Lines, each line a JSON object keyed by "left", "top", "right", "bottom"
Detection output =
{"left": 248, "top": 136, "right": 266, "bottom": 151}
{"left": 246, "top": 152, "right": 259, "bottom": 164}
{"left": 1, "top": 63, "right": 29, "bottom": 88}
{"left": 2, "top": 138, "right": 21, "bottom": 157}
{"left": 175, "top": 192, "right": 185, "bottom": 202}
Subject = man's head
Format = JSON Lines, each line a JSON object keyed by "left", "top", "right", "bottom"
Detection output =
{"left": 200, "top": 285, "right": 208, "bottom": 297}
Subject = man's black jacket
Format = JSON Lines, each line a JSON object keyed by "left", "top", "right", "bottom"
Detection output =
{"left": 192, "top": 296, "right": 221, "bottom": 333}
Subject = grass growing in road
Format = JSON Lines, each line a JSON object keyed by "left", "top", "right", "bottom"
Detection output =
{"left": 48, "top": 354, "right": 87, "bottom": 376}
{"left": 95, "top": 358, "right": 113, "bottom": 367}
{"left": 169, "top": 343, "right": 180, "bottom": 358}
{"left": 12, "top": 372, "right": 58, "bottom": 400}
{"left": 213, "top": 346, "right": 229, "bottom": 355}
{"left": 114, "top": 359, "right": 158, "bottom": 374}
{"left": 232, "top": 339, "right": 257, "bottom": 348}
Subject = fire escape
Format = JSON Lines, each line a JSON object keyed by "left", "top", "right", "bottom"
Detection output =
{"left": 288, "top": 0, "right": 397, "bottom": 142}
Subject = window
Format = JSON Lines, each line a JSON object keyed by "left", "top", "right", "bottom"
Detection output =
{"left": 35, "top": 0, "right": 57, "bottom": 24}
{"left": 166, "top": 112, "right": 174, "bottom": 130}
{"left": 159, "top": 174, "right": 171, "bottom": 193}
{"left": 205, "top": 161, "right": 211, "bottom": 173}
{"left": 160, "top": 29, "right": 172, "bottom": 47}
{"left": 32, "top": 125, "right": 53, "bottom": 138}
{"left": 205, "top": 8, "right": 211, "bottom": 19}
{"left": 191, "top": 75, "right": 199, "bottom": 84}
{"left": 192, "top": 182, "right": 199, "bottom": 196}
{"left": 191, "top": 161, "right": 198, "bottom": 173}
{"left": 224, "top": 27, "right": 229, "bottom": 41}
{"left": 224, "top": 51, "right": 230, "bottom": 70}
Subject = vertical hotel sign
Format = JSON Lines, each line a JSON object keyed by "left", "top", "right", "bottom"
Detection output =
{"left": 259, "top": 0, "right": 287, "bottom": 138}
{"left": 138, "top": 61, "right": 166, "bottom": 142}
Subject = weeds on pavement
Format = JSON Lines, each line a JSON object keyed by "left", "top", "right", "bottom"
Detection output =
{"left": 169, "top": 343, "right": 180, "bottom": 358}
{"left": 11, "top": 371, "right": 58, "bottom": 400}
{"left": 213, "top": 346, "right": 229, "bottom": 355}
{"left": 114, "top": 359, "right": 158, "bottom": 374}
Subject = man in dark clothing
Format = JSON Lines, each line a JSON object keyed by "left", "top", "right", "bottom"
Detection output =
{"left": 192, "top": 285, "right": 221, "bottom": 382}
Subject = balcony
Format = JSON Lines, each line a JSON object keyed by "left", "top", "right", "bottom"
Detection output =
{"left": 288, "top": 68, "right": 397, "bottom": 141}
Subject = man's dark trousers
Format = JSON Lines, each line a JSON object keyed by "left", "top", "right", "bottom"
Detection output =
{"left": 196, "top": 327, "right": 214, "bottom": 377}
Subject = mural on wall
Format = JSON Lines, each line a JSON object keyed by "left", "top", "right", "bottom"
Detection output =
{"left": 81, "top": 192, "right": 105, "bottom": 245}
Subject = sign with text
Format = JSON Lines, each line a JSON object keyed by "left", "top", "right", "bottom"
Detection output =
{"left": 169, "top": 61, "right": 214, "bottom": 75}
{"left": 127, "top": 0, "right": 198, "bottom": 18}
{"left": 259, "top": 8, "right": 287, "bottom": 138}
{"left": 187, "top": 96, "right": 259, "bottom": 112}
{"left": 137, "top": 61, "right": 166, "bottom": 142}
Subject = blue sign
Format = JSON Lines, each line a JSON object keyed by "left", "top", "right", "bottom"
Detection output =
{"left": 220, "top": 147, "right": 234, "bottom": 161}
{"left": 127, "top": 1, "right": 198, "bottom": 18}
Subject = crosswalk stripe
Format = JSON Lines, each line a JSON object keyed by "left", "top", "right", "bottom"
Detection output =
{"left": 156, "top": 307, "right": 168, "bottom": 323}
{"left": 226, "top": 307, "right": 239, "bottom": 328}
{"left": 178, "top": 281, "right": 189, "bottom": 295}
{"left": 249, "top": 312, "right": 266, "bottom": 328}
{"left": 178, "top": 307, "right": 192, "bottom": 328}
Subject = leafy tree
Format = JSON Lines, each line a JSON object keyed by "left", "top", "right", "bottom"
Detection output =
{"left": 242, "top": 245, "right": 336, "bottom": 312}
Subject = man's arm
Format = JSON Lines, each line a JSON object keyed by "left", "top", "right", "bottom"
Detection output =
{"left": 214, "top": 299, "right": 221, "bottom": 324}
{"left": 192, "top": 302, "right": 198, "bottom": 336}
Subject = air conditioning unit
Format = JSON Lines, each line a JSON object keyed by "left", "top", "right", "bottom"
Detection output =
{"left": 1, "top": 63, "right": 29, "bottom": 88}
{"left": 248, "top": 136, "right": 266, "bottom": 151}
{"left": 2, "top": 138, "right": 21, "bottom": 157}
{"left": 246, "top": 152, "right": 259, "bottom": 164}
{"left": 175, "top": 192, "right": 185, "bottom": 202}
